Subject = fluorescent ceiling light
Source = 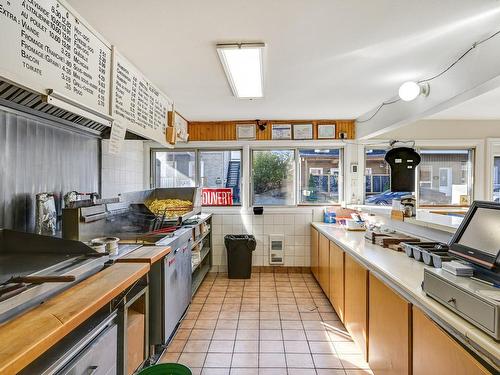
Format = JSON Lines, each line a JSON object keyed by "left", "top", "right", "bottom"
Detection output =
{"left": 217, "top": 43, "right": 265, "bottom": 98}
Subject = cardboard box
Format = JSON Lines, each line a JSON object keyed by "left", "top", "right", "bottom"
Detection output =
{"left": 127, "top": 309, "right": 145, "bottom": 375}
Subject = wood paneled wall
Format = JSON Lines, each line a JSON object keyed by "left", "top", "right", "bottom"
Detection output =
{"left": 187, "top": 119, "right": 355, "bottom": 141}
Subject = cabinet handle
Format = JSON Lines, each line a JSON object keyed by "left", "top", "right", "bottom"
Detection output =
{"left": 87, "top": 365, "right": 99, "bottom": 375}
{"left": 447, "top": 297, "right": 456, "bottom": 304}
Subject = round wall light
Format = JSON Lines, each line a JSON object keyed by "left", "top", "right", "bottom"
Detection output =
{"left": 398, "top": 81, "right": 430, "bottom": 101}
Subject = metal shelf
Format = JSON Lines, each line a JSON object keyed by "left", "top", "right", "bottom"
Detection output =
{"left": 192, "top": 263, "right": 210, "bottom": 296}
{"left": 192, "top": 246, "right": 211, "bottom": 273}
{"left": 191, "top": 230, "right": 210, "bottom": 250}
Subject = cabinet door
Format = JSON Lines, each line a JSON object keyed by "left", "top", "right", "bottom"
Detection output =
{"left": 344, "top": 254, "right": 369, "bottom": 361}
{"left": 318, "top": 233, "right": 330, "bottom": 296}
{"left": 369, "top": 274, "right": 411, "bottom": 375}
{"left": 329, "top": 241, "right": 345, "bottom": 322}
{"left": 413, "top": 307, "right": 491, "bottom": 375}
{"left": 310, "top": 226, "right": 319, "bottom": 280}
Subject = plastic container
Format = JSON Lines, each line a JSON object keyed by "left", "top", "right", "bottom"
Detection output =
{"left": 137, "top": 363, "right": 192, "bottom": 375}
{"left": 324, "top": 209, "right": 337, "bottom": 224}
{"left": 224, "top": 234, "right": 257, "bottom": 279}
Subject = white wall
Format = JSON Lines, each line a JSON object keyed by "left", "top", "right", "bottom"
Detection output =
{"left": 375, "top": 119, "right": 500, "bottom": 140}
{"left": 101, "top": 120, "right": 500, "bottom": 269}
{"left": 101, "top": 140, "right": 147, "bottom": 198}
{"left": 210, "top": 211, "right": 313, "bottom": 272}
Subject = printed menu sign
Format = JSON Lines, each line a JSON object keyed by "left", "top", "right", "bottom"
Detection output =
{"left": 111, "top": 49, "right": 172, "bottom": 145}
{"left": 0, "top": 0, "right": 111, "bottom": 115}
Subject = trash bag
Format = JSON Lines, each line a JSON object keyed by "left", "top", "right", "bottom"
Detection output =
{"left": 224, "top": 235, "right": 257, "bottom": 279}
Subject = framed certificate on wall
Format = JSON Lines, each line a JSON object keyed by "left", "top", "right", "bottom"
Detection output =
{"left": 293, "top": 123, "right": 313, "bottom": 140}
{"left": 317, "top": 124, "right": 336, "bottom": 139}
{"left": 272, "top": 124, "right": 292, "bottom": 140}
{"left": 236, "top": 124, "right": 256, "bottom": 140}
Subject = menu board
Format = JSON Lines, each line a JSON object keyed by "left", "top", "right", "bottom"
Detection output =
{"left": 111, "top": 49, "right": 172, "bottom": 145}
{"left": 0, "top": 0, "right": 111, "bottom": 115}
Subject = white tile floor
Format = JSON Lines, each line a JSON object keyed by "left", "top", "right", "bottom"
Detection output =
{"left": 160, "top": 272, "right": 373, "bottom": 375}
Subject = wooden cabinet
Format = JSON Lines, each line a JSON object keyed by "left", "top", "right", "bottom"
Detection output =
{"left": 344, "top": 254, "right": 369, "bottom": 361}
{"left": 413, "top": 307, "right": 491, "bottom": 375}
{"left": 369, "top": 274, "right": 411, "bottom": 375}
{"left": 318, "top": 233, "right": 330, "bottom": 296}
{"left": 329, "top": 241, "right": 345, "bottom": 322}
{"left": 311, "top": 226, "right": 319, "bottom": 281}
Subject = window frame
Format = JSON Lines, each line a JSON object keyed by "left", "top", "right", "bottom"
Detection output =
{"left": 151, "top": 148, "right": 243, "bottom": 206}
{"left": 416, "top": 147, "right": 475, "bottom": 208}
{"left": 296, "top": 148, "right": 343, "bottom": 206}
{"left": 492, "top": 154, "right": 500, "bottom": 202}
{"left": 362, "top": 146, "right": 475, "bottom": 208}
{"left": 197, "top": 148, "right": 243, "bottom": 206}
{"left": 151, "top": 146, "right": 345, "bottom": 209}
{"left": 363, "top": 147, "right": 394, "bottom": 206}
{"left": 150, "top": 148, "right": 198, "bottom": 188}
{"left": 250, "top": 147, "right": 297, "bottom": 207}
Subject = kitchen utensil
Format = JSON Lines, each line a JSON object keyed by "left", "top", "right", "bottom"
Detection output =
{"left": 89, "top": 240, "right": 106, "bottom": 253}
{"left": 8, "top": 275, "right": 76, "bottom": 284}
{"left": 92, "top": 237, "right": 120, "bottom": 254}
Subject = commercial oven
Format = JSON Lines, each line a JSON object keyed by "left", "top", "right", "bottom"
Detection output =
{"left": 20, "top": 309, "right": 118, "bottom": 375}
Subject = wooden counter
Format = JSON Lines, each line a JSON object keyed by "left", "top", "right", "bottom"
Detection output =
{"left": 116, "top": 245, "right": 171, "bottom": 265}
{"left": 0, "top": 263, "right": 150, "bottom": 375}
{"left": 311, "top": 222, "right": 499, "bottom": 373}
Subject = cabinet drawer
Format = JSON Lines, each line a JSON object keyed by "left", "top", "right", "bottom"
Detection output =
{"left": 425, "top": 272, "right": 496, "bottom": 334}
{"left": 59, "top": 324, "right": 118, "bottom": 375}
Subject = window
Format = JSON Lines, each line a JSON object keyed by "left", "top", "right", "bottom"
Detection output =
{"left": 364, "top": 148, "right": 401, "bottom": 206}
{"left": 299, "top": 149, "right": 341, "bottom": 204}
{"left": 418, "top": 149, "right": 473, "bottom": 206}
{"left": 493, "top": 156, "right": 500, "bottom": 203}
{"left": 252, "top": 149, "right": 295, "bottom": 206}
{"left": 199, "top": 150, "right": 242, "bottom": 205}
{"left": 153, "top": 150, "right": 196, "bottom": 187}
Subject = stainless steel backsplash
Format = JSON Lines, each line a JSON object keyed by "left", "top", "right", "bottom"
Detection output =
{"left": 0, "top": 106, "right": 100, "bottom": 233}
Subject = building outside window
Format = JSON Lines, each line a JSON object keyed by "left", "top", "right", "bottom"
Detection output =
{"left": 299, "top": 149, "right": 341, "bottom": 204}
{"left": 199, "top": 150, "right": 242, "bottom": 205}
{"left": 153, "top": 150, "right": 196, "bottom": 188}
{"left": 494, "top": 156, "right": 500, "bottom": 203}
{"left": 252, "top": 150, "right": 295, "bottom": 206}
{"left": 418, "top": 149, "right": 473, "bottom": 206}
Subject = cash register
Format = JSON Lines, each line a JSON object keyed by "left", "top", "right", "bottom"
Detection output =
{"left": 423, "top": 201, "right": 500, "bottom": 340}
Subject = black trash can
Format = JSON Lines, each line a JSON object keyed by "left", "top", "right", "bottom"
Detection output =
{"left": 224, "top": 234, "right": 257, "bottom": 279}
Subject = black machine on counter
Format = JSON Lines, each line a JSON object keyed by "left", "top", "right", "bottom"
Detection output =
{"left": 422, "top": 201, "right": 500, "bottom": 340}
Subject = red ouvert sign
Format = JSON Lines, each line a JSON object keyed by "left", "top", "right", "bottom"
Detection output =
{"left": 202, "top": 188, "right": 233, "bottom": 206}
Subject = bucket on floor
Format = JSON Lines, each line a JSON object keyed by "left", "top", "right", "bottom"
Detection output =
{"left": 136, "top": 363, "right": 192, "bottom": 375}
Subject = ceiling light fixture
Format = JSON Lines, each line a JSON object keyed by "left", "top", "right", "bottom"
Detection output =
{"left": 217, "top": 43, "right": 265, "bottom": 99}
{"left": 398, "top": 81, "right": 430, "bottom": 101}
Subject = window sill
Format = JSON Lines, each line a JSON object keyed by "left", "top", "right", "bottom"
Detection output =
{"left": 201, "top": 206, "right": 332, "bottom": 214}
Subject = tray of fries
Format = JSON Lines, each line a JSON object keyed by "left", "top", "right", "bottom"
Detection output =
{"left": 117, "top": 188, "right": 201, "bottom": 224}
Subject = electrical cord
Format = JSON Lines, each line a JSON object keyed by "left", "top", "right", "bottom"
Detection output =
{"left": 340, "top": 138, "right": 415, "bottom": 148}
{"left": 419, "top": 29, "right": 500, "bottom": 83}
{"left": 356, "top": 98, "right": 400, "bottom": 123}
{"left": 356, "top": 28, "right": 500, "bottom": 123}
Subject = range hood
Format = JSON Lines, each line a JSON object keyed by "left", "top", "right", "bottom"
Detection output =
{"left": 0, "top": 80, "right": 146, "bottom": 140}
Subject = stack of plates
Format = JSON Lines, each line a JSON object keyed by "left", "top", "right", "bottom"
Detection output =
{"left": 442, "top": 261, "right": 474, "bottom": 276}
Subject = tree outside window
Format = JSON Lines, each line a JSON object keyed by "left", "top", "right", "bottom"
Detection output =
{"left": 252, "top": 150, "right": 295, "bottom": 206}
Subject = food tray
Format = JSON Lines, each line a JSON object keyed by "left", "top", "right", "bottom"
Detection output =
{"left": 116, "top": 188, "right": 201, "bottom": 224}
